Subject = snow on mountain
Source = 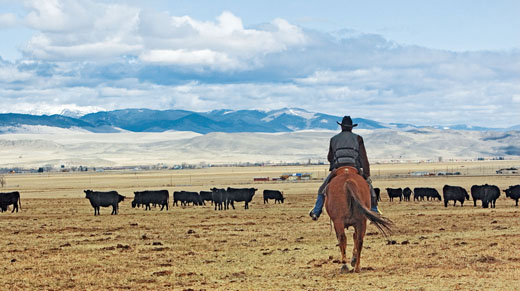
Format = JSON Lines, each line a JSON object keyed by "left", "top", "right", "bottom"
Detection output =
{"left": 261, "top": 108, "right": 316, "bottom": 122}
{"left": 0, "top": 108, "right": 519, "bottom": 134}
{"left": 3, "top": 104, "right": 104, "bottom": 118}
{"left": 59, "top": 108, "right": 99, "bottom": 118}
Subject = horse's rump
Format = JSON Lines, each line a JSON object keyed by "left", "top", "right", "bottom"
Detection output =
{"left": 326, "top": 166, "right": 393, "bottom": 236}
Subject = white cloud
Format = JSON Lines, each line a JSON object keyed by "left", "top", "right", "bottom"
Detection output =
{"left": 432, "top": 63, "right": 497, "bottom": 80}
{"left": 136, "top": 11, "right": 306, "bottom": 69}
{"left": 24, "top": 0, "right": 89, "bottom": 32}
{"left": 0, "top": 0, "right": 518, "bottom": 127}
{"left": 20, "top": 2, "right": 306, "bottom": 69}
{"left": 0, "top": 13, "right": 17, "bottom": 28}
{"left": 0, "top": 62, "right": 33, "bottom": 82}
{"left": 24, "top": 34, "right": 142, "bottom": 60}
{"left": 22, "top": 0, "right": 142, "bottom": 60}
{"left": 139, "top": 49, "right": 242, "bottom": 70}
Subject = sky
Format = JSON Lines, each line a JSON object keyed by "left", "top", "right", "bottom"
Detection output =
{"left": 0, "top": 0, "right": 519, "bottom": 127}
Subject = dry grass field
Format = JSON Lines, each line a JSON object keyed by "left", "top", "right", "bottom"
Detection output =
{"left": 1, "top": 161, "right": 520, "bottom": 290}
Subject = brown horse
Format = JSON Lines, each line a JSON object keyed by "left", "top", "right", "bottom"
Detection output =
{"left": 325, "top": 166, "right": 393, "bottom": 273}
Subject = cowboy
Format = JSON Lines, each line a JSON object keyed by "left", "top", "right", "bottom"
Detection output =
{"left": 309, "top": 116, "right": 380, "bottom": 221}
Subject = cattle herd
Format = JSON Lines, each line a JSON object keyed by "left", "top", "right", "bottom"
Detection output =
{"left": 381, "top": 184, "right": 520, "bottom": 208}
{"left": 80, "top": 188, "right": 283, "bottom": 215}
{"left": 1, "top": 183, "right": 519, "bottom": 215}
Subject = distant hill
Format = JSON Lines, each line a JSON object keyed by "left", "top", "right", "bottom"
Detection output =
{"left": 0, "top": 108, "right": 518, "bottom": 134}
{"left": 1, "top": 128, "right": 519, "bottom": 168}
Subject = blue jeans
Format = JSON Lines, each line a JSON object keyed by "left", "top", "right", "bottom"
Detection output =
{"left": 311, "top": 171, "right": 335, "bottom": 217}
{"left": 311, "top": 193, "right": 325, "bottom": 217}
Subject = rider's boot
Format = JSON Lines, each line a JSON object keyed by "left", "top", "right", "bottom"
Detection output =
{"left": 309, "top": 193, "right": 324, "bottom": 221}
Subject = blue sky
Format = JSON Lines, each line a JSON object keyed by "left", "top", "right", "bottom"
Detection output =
{"left": 0, "top": 0, "right": 519, "bottom": 127}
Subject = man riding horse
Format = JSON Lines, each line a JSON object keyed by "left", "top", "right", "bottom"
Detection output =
{"left": 310, "top": 115, "right": 380, "bottom": 220}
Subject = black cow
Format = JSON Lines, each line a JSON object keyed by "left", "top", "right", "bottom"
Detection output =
{"left": 374, "top": 188, "right": 381, "bottom": 202}
{"left": 200, "top": 191, "right": 213, "bottom": 205}
{"left": 173, "top": 191, "right": 202, "bottom": 206}
{"left": 386, "top": 188, "right": 403, "bottom": 202}
{"left": 504, "top": 185, "right": 520, "bottom": 206}
{"left": 414, "top": 187, "right": 442, "bottom": 201}
{"left": 211, "top": 188, "right": 228, "bottom": 210}
{"left": 133, "top": 190, "right": 169, "bottom": 210}
{"left": 443, "top": 185, "right": 469, "bottom": 207}
{"left": 471, "top": 184, "right": 500, "bottom": 208}
{"left": 226, "top": 187, "right": 257, "bottom": 209}
{"left": 84, "top": 190, "right": 125, "bottom": 216}
{"left": 402, "top": 187, "right": 413, "bottom": 201}
{"left": 263, "top": 190, "right": 285, "bottom": 204}
{"left": 132, "top": 191, "right": 144, "bottom": 208}
{"left": 132, "top": 192, "right": 159, "bottom": 208}
{"left": 173, "top": 191, "right": 184, "bottom": 206}
{"left": 0, "top": 191, "right": 21, "bottom": 213}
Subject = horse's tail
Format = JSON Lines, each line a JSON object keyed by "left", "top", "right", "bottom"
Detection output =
{"left": 346, "top": 180, "right": 393, "bottom": 237}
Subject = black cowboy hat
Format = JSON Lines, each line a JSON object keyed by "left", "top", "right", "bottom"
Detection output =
{"left": 336, "top": 116, "right": 358, "bottom": 127}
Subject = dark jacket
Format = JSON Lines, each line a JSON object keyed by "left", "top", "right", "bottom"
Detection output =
{"left": 327, "top": 130, "right": 370, "bottom": 178}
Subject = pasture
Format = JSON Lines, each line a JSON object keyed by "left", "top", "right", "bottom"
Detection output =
{"left": 1, "top": 161, "right": 519, "bottom": 290}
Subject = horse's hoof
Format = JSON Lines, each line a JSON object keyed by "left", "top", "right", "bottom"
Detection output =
{"left": 350, "top": 256, "right": 357, "bottom": 267}
{"left": 340, "top": 264, "right": 349, "bottom": 273}
{"left": 354, "top": 267, "right": 361, "bottom": 273}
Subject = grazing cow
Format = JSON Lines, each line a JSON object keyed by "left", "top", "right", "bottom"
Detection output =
{"left": 442, "top": 185, "right": 469, "bottom": 207}
{"left": 173, "top": 191, "right": 184, "bottom": 206}
{"left": 132, "top": 191, "right": 144, "bottom": 208}
{"left": 414, "top": 187, "right": 442, "bottom": 201}
{"left": 0, "top": 191, "right": 21, "bottom": 213}
{"left": 133, "top": 190, "right": 169, "bottom": 211}
{"left": 374, "top": 188, "right": 381, "bottom": 202}
{"left": 211, "top": 188, "right": 228, "bottom": 210}
{"left": 173, "top": 191, "right": 202, "bottom": 206}
{"left": 263, "top": 190, "right": 285, "bottom": 204}
{"left": 84, "top": 190, "right": 125, "bottom": 216}
{"left": 226, "top": 187, "right": 257, "bottom": 209}
{"left": 199, "top": 191, "right": 213, "bottom": 205}
{"left": 471, "top": 184, "right": 500, "bottom": 208}
{"left": 503, "top": 185, "right": 520, "bottom": 206}
{"left": 402, "top": 187, "right": 413, "bottom": 201}
{"left": 132, "top": 191, "right": 155, "bottom": 208}
{"left": 386, "top": 188, "right": 403, "bottom": 202}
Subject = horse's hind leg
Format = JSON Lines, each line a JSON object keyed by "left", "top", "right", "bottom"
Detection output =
{"left": 333, "top": 220, "right": 348, "bottom": 273}
{"left": 351, "top": 231, "right": 357, "bottom": 267}
{"left": 352, "top": 222, "right": 367, "bottom": 273}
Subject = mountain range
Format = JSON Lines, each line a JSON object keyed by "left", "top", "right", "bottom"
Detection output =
{"left": 1, "top": 108, "right": 519, "bottom": 168}
{"left": 1, "top": 108, "right": 519, "bottom": 134}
